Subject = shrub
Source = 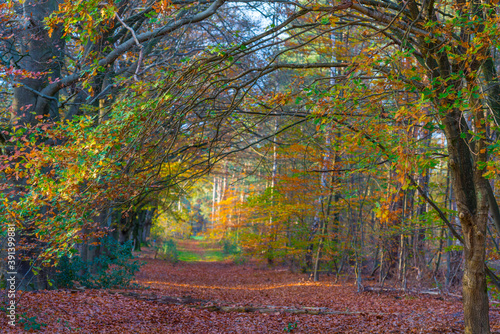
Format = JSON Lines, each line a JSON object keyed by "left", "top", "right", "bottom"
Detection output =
{"left": 55, "top": 237, "right": 142, "bottom": 289}
{"left": 158, "top": 239, "right": 179, "bottom": 263}
{"left": 221, "top": 239, "right": 240, "bottom": 255}
{"left": 232, "top": 252, "right": 248, "bottom": 265}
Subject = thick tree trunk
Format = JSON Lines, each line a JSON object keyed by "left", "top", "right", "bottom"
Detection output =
{"left": 8, "top": 0, "right": 64, "bottom": 291}
{"left": 12, "top": 0, "right": 64, "bottom": 124}
{"left": 461, "top": 213, "right": 489, "bottom": 333}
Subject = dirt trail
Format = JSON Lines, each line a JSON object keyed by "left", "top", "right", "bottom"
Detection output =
{"left": 140, "top": 239, "right": 225, "bottom": 262}
{"left": 131, "top": 249, "right": 500, "bottom": 333}
{"left": 177, "top": 239, "right": 222, "bottom": 258}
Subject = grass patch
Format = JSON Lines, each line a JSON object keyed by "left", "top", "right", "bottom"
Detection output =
{"left": 178, "top": 251, "right": 202, "bottom": 262}
{"left": 203, "top": 250, "right": 225, "bottom": 261}
{"left": 174, "top": 238, "right": 228, "bottom": 262}
{"left": 177, "top": 250, "right": 226, "bottom": 262}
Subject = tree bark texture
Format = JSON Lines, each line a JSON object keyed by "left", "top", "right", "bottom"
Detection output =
{"left": 442, "top": 102, "right": 490, "bottom": 333}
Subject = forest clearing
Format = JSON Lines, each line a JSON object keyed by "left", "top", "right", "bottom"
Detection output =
{"left": 3, "top": 240, "right": 500, "bottom": 333}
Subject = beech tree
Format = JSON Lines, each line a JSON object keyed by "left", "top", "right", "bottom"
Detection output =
{"left": 2, "top": 0, "right": 500, "bottom": 332}
{"left": 0, "top": 0, "right": 261, "bottom": 287}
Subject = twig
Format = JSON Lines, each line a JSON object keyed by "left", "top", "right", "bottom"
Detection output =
{"left": 12, "top": 81, "right": 58, "bottom": 101}
{"left": 115, "top": 291, "right": 391, "bottom": 316}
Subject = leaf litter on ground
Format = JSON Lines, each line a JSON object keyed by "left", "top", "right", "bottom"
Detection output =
{"left": 2, "top": 248, "right": 500, "bottom": 333}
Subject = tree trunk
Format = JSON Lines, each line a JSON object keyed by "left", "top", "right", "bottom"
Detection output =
{"left": 8, "top": 0, "right": 65, "bottom": 291}
{"left": 441, "top": 97, "right": 490, "bottom": 333}
{"left": 11, "top": 0, "right": 64, "bottom": 125}
{"left": 461, "top": 213, "right": 489, "bottom": 333}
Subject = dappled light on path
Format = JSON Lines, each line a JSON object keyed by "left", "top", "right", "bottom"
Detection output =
{"left": 140, "top": 280, "right": 342, "bottom": 291}
{"left": 3, "top": 248, "right": 500, "bottom": 333}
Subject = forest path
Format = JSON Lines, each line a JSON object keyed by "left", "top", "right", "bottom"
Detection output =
{"left": 6, "top": 253, "right": 500, "bottom": 333}
{"left": 138, "top": 238, "right": 228, "bottom": 262}
{"left": 128, "top": 256, "right": 500, "bottom": 333}
{"left": 175, "top": 238, "right": 226, "bottom": 262}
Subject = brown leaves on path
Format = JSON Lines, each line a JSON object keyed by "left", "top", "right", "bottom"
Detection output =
{"left": 3, "top": 257, "right": 500, "bottom": 333}
{"left": 135, "top": 259, "right": 500, "bottom": 333}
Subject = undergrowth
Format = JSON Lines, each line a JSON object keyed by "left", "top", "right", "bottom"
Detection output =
{"left": 55, "top": 237, "right": 142, "bottom": 289}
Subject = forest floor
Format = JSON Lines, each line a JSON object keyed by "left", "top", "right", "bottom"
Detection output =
{"left": 3, "top": 240, "right": 500, "bottom": 333}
